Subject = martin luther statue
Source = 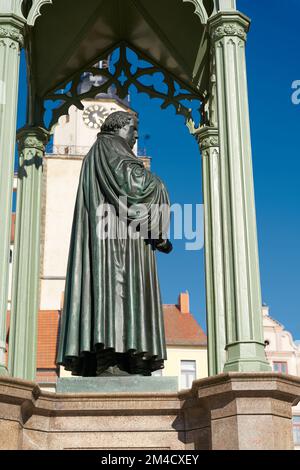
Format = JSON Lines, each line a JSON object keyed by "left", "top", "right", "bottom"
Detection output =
{"left": 57, "top": 111, "right": 172, "bottom": 377}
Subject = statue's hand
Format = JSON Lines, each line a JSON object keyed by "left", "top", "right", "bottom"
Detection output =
{"left": 155, "top": 239, "right": 173, "bottom": 254}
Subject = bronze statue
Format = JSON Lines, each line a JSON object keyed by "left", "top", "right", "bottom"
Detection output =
{"left": 57, "top": 111, "right": 172, "bottom": 376}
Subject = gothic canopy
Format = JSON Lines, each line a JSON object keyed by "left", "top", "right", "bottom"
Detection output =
{"left": 23, "top": 0, "right": 215, "bottom": 99}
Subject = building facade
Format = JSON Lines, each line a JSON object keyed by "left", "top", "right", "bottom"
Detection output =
{"left": 262, "top": 306, "right": 300, "bottom": 449}
{"left": 162, "top": 292, "right": 208, "bottom": 389}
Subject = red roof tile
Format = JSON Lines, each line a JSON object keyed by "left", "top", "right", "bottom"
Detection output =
{"left": 163, "top": 305, "right": 207, "bottom": 346}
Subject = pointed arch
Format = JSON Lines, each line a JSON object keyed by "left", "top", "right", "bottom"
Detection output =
{"left": 182, "top": 0, "right": 211, "bottom": 23}
{"left": 26, "top": 0, "right": 53, "bottom": 26}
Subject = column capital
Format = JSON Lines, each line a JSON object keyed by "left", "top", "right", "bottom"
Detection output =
{"left": 208, "top": 11, "right": 250, "bottom": 42}
{"left": 0, "top": 23, "right": 23, "bottom": 47}
{"left": 195, "top": 126, "right": 219, "bottom": 150}
{"left": 17, "top": 127, "right": 50, "bottom": 152}
{"left": 0, "top": 17, "right": 25, "bottom": 48}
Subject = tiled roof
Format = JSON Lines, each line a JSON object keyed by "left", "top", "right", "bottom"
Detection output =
{"left": 164, "top": 305, "right": 207, "bottom": 346}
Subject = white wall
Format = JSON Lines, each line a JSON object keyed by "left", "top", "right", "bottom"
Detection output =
{"left": 40, "top": 157, "right": 83, "bottom": 310}
{"left": 163, "top": 345, "right": 208, "bottom": 390}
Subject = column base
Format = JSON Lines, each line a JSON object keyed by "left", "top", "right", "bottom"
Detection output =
{"left": 0, "top": 365, "right": 8, "bottom": 376}
{"left": 223, "top": 341, "right": 272, "bottom": 372}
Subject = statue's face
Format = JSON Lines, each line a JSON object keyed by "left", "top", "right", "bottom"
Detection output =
{"left": 118, "top": 117, "right": 138, "bottom": 149}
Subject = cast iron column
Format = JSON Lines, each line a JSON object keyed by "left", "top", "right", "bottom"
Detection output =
{"left": 208, "top": 11, "right": 271, "bottom": 372}
{"left": 8, "top": 127, "right": 49, "bottom": 380}
{"left": 196, "top": 127, "right": 227, "bottom": 375}
{"left": 0, "top": 11, "right": 24, "bottom": 375}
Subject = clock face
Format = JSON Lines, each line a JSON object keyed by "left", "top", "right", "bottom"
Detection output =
{"left": 82, "top": 105, "right": 110, "bottom": 129}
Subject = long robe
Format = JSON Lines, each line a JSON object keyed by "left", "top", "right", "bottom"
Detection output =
{"left": 56, "top": 132, "right": 170, "bottom": 376}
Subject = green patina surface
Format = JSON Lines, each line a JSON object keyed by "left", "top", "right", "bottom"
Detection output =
{"left": 57, "top": 376, "right": 179, "bottom": 394}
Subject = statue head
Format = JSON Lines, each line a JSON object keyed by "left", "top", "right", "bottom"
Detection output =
{"left": 101, "top": 111, "right": 138, "bottom": 149}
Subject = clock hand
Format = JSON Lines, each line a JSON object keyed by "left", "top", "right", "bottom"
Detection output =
{"left": 93, "top": 113, "right": 102, "bottom": 124}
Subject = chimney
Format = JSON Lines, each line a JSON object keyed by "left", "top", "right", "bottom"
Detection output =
{"left": 178, "top": 292, "right": 189, "bottom": 314}
{"left": 262, "top": 304, "right": 269, "bottom": 316}
{"left": 60, "top": 291, "right": 65, "bottom": 310}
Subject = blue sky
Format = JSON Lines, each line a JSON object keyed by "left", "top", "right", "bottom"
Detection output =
{"left": 16, "top": 0, "right": 300, "bottom": 341}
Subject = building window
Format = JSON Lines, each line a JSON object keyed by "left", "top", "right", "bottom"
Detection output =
{"left": 293, "top": 416, "right": 300, "bottom": 446}
{"left": 273, "top": 362, "right": 288, "bottom": 374}
{"left": 12, "top": 190, "right": 17, "bottom": 213}
{"left": 180, "top": 360, "right": 196, "bottom": 389}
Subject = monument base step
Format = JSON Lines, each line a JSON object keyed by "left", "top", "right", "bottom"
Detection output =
{"left": 56, "top": 375, "right": 178, "bottom": 393}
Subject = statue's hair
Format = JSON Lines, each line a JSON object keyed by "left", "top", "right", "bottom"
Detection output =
{"left": 101, "top": 111, "right": 136, "bottom": 133}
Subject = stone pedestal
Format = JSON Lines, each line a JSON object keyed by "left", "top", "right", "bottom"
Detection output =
{"left": 0, "top": 373, "right": 299, "bottom": 450}
{"left": 189, "top": 373, "right": 300, "bottom": 450}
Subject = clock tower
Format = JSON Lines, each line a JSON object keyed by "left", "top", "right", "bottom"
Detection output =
{"left": 82, "top": 103, "right": 111, "bottom": 130}
{"left": 52, "top": 72, "right": 137, "bottom": 155}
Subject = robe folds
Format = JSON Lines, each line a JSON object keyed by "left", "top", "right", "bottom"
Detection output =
{"left": 56, "top": 132, "right": 170, "bottom": 376}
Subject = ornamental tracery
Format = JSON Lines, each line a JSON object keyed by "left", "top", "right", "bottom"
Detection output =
{"left": 43, "top": 44, "right": 204, "bottom": 132}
